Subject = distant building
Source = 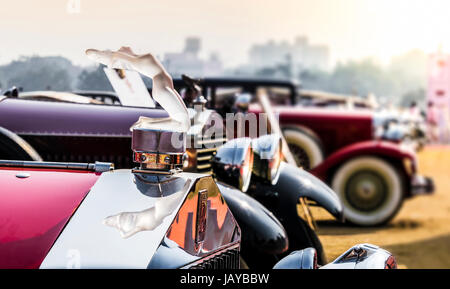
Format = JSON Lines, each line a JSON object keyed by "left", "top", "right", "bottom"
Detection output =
{"left": 162, "top": 37, "right": 223, "bottom": 77}
{"left": 248, "top": 36, "right": 330, "bottom": 73}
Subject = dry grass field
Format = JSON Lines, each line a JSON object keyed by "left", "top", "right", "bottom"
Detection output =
{"left": 312, "top": 146, "right": 450, "bottom": 268}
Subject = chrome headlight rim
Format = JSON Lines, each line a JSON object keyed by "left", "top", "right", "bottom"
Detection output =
{"left": 212, "top": 137, "right": 254, "bottom": 193}
{"left": 252, "top": 134, "right": 283, "bottom": 185}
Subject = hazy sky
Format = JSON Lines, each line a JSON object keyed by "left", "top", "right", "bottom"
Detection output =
{"left": 2, "top": 0, "right": 450, "bottom": 67}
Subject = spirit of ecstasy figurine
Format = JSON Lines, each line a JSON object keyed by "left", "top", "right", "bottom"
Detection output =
{"left": 86, "top": 47, "right": 191, "bottom": 132}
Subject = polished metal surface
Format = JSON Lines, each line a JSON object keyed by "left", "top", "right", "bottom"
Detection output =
{"left": 93, "top": 162, "right": 115, "bottom": 172}
{"left": 320, "top": 243, "right": 395, "bottom": 269}
{"left": 251, "top": 134, "right": 283, "bottom": 184}
{"left": 40, "top": 169, "right": 240, "bottom": 269}
{"left": 133, "top": 151, "right": 183, "bottom": 171}
{"left": 212, "top": 138, "right": 254, "bottom": 192}
{"left": 132, "top": 127, "right": 186, "bottom": 155}
{"left": 182, "top": 244, "right": 240, "bottom": 269}
{"left": 40, "top": 170, "right": 196, "bottom": 268}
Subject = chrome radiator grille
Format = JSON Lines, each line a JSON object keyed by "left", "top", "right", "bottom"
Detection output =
{"left": 185, "top": 247, "right": 240, "bottom": 269}
{"left": 195, "top": 137, "right": 227, "bottom": 174}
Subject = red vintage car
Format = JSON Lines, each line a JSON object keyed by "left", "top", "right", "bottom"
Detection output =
{"left": 0, "top": 149, "right": 242, "bottom": 269}
{"left": 173, "top": 77, "right": 434, "bottom": 226}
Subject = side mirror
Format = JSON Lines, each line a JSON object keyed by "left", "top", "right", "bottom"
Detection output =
{"left": 212, "top": 138, "right": 254, "bottom": 193}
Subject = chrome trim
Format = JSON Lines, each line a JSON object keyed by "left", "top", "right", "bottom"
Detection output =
{"left": 94, "top": 162, "right": 116, "bottom": 172}
{"left": 411, "top": 175, "right": 435, "bottom": 195}
{"left": 196, "top": 137, "right": 227, "bottom": 146}
{"left": 181, "top": 243, "right": 240, "bottom": 269}
{"left": 320, "top": 243, "right": 395, "bottom": 269}
{"left": 0, "top": 160, "right": 114, "bottom": 172}
{"left": 196, "top": 147, "right": 218, "bottom": 154}
{"left": 131, "top": 167, "right": 182, "bottom": 175}
{"left": 15, "top": 132, "right": 132, "bottom": 138}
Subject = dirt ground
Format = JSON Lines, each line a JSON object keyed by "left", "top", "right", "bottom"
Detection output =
{"left": 311, "top": 146, "right": 450, "bottom": 269}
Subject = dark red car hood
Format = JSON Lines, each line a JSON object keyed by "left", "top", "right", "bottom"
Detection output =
{"left": 0, "top": 168, "right": 100, "bottom": 268}
{"left": 249, "top": 104, "right": 374, "bottom": 154}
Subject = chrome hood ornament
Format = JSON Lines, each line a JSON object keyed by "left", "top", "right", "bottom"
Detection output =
{"left": 86, "top": 47, "right": 191, "bottom": 132}
{"left": 86, "top": 46, "right": 191, "bottom": 175}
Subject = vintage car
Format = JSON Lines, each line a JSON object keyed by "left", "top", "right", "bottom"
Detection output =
{"left": 0, "top": 142, "right": 242, "bottom": 268}
{"left": 0, "top": 100, "right": 343, "bottom": 267}
{"left": 0, "top": 81, "right": 346, "bottom": 259}
{"left": 0, "top": 79, "right": 433, "bottom": 227}
{"left": 0, "top": 119, "right": 301, "bottom": 269}
{"left": 0, "top": 83, "right": 344, "bottom": 268}
{"left": 0, "top": 159, "right": 394, "bottom": 270}
{"left": 0, "top": 46, "right": 397, "bottom": 269}
{"left": 0, "top": 112, "right": 395, "bottom": 269}
{"left": 0, "top": 107, "right": 396, "bottom": 270}
{"left": 170, "top": 77, "right": 434, "bottom": 227}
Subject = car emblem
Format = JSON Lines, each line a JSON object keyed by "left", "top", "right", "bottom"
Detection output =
{"left": 195, "top": 189, "right": 208, "bottom": 247}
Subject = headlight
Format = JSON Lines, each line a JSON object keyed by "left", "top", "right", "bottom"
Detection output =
{"left": 212, "top": 138, "right": 254, "bottom": 192}
{"left": 252, "top": 134, "right": 283, "bottom": 185}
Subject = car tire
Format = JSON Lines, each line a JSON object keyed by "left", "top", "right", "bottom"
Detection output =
{"left": 331, "top": 156, "right": 404, "bottom": 226}
{"left": 283, "top": 128, "right": 324, "bottom": 170}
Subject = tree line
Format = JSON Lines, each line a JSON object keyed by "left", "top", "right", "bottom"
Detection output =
{"left": 0, "top": 50, "right": 427, "bottom": 107}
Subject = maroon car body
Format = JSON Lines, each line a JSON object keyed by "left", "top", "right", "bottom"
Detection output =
{"left": 249, "top": 104, "right": 374, "bottom": 158}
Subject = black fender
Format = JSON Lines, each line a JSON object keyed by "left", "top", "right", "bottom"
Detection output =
{"left": 217, "top": 181, "right": 288, "bottom": 268}
{"left": 247, "top": 162, "right": 343, "bottom": 265}
{"left": 275, "top": 162, "right": 344, "bottom": 221}
{"left": 0, "top": 127, "right": 42, "bottom": 161}
{"left": 251, "top": 162, "right": 343, "bottom": 222}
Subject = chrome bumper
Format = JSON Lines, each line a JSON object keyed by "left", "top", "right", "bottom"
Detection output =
{"left": 411, "top": 175, "right": 435, "bottom": 195}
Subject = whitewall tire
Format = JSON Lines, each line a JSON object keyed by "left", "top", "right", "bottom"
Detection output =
{"left": 284, "top": 128, "right": 324, "bottom": 170}
{"left": 331, "top": 156, "right": 404, "bottom": 226}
